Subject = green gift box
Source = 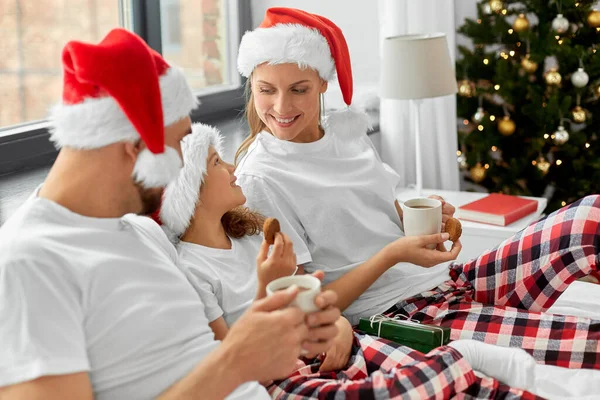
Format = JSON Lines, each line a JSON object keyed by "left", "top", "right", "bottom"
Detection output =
{"left": 358, "top": 316, "right": 451, "bottom": 354}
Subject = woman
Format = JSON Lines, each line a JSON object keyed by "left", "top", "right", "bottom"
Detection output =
{"left": 234, "top": 7, "right": 600, "bottom": 369}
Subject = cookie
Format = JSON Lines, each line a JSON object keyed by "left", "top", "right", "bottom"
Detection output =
{"left": 444, "top": 218, "right": 462, "bottom": 242}
{"left": 263, "top": 217, "right": 281, "bottom": 245}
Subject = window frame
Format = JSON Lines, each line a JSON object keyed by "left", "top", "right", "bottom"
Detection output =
{"left": 0, "top": 0, "right": 251, "bottom": 175}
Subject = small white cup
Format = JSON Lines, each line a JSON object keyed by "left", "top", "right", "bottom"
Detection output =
{"left": 402, "top": 198, "right": 442, "bottom": 249}
{"left": 266, "top": 275, "right": 321, "bottom": 313}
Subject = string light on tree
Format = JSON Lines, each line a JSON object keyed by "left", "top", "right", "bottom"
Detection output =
{"left": 545, "top": 69, "right": 562, "bottom": 86}
{"left": 587, "top": 9, "right": 600, "bottom": 27}
{"left": 470, "top": 163, "right": 487, "bottom": 183}
{"left": 552, "top": 14, "right": 570, "bottom": 33}
{"left": 513, "top": 14, "right": 530, "bottom": 32}
{"left": 554, "top": 125, "right": 569, "bottom": 145}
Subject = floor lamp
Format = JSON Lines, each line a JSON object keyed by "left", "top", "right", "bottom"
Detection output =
{"left": 381, "top": 33, "right": 458, "bottom": 196}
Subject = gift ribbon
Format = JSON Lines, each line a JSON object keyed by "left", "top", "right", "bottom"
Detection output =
{"left": 368, "top": 313, "right": 447, "bottom": 347}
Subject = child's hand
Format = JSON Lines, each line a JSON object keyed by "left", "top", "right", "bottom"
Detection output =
{"left": 256, "top": 232, "right": 298, "bottom": 287}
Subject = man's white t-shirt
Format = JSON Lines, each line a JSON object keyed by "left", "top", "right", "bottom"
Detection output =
{"left": 178, "top": 234, "right": 263, "bottom": 326}
{"left": 0, "top": 194, "right": 268, "bottom": 399}
{"left": 236, "top": 129, "right": 451, "bottom": 325}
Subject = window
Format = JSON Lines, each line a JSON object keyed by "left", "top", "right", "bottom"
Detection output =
{"left": 0, "top": 0, "right": 121, "bottom": 128}
{"left": 0, "top": 0, "right": 250, "bottom": 175}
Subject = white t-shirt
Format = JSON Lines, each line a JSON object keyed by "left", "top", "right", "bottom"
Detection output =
{"left": 236, "top": 129, "right": 451, "bottom": 325}
{"left": 0, "top": 193, "right": 268, "bottom": 400}
{"left": 178, "top": 234, "right": 263, "bottom": 326}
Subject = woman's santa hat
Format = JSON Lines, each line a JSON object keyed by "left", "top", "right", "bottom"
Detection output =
{"left": 49, "top": 28, "right": 198, "bottom": 188}
{"left": 237, "top": 7, "right": 370, "bottom": 134}
{"left": 159, "top": 123, "right": 223, "bottom": 238}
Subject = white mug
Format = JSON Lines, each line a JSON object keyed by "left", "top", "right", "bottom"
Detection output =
{"left": 402, "top": 198, "right": 442, "bottom": 249}
{"left": 266, "top": 275, "right": 321, "bottom": 313}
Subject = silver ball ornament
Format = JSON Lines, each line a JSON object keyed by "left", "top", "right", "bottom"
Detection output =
{"left": 571, "top": 68, "right": 589, "bottom": 88}
{"left": 553, "top": 125, "right": 570, "bottom": 145}
{"left": 552, "top": 14, "right": 570, "bottom": 33}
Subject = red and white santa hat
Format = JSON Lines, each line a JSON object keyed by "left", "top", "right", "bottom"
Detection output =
{"left": 237, "top": 7, "right": 370, "bottom": 134}
{"left": 159, "top": 123, "right": 223, "bottom": 238}
{"left": 49, "top": 28, "right": 198, "bottom": 188}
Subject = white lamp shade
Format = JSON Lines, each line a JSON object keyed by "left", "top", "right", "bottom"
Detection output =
{"left": 381, "top": 33, "right": 458, "bottom": 100}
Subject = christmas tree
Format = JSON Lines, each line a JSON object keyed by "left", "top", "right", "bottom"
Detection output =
{"left": 456, "top": 0, "right": 600, "bottom": 212}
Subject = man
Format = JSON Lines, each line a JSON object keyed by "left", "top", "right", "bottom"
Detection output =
{"left": 0, "top": 28, "right": 339, "bottom": 399}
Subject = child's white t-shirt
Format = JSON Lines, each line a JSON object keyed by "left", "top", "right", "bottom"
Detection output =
{"left": 0, "top": 194, "right": 268, "bottom": 400}
{"left": 236, "top": 129, "right": 451, "bottom": 324}
{"left": 177, "top": 234, "right": 263, "bottom": 326}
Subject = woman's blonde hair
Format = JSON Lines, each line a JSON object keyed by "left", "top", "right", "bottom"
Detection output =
{"left": 221, "top": 206, "right": 265, "bottom": 239}
{"left": 235, "top": 79, "right": 265, "bottom": 165}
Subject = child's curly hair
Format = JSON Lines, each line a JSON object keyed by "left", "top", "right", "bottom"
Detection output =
{"left": 221, "top": 206, "right": 265, "bottom": 239}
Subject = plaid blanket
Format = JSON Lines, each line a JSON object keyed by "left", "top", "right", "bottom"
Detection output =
{"left": 269, "top": 333, "right": 541, "bottom": 399}
{"left": 385, "top": 195, "right": 600, "bottom": 369}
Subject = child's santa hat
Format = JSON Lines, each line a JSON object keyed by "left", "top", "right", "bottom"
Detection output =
{"left": 159, "top": 123, "right": 224, "bottom": 238}
{"left": 237, "top": 7, "right": 370, "bottom": 135}
{"left": 49, "top": 28, "right": 198, "bottom": 188}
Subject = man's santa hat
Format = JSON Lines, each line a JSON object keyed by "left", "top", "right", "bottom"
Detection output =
{"left": 49, "top": 28, "right": 198, "bottom": 188}
{"left": 159, "top": 123, "right": 223, "bottom": 238}
{"left": 237, "top": 7, "right": 370, "bottom": 135}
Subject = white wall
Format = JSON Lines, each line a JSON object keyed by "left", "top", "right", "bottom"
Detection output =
{"left": 249, "top": 0, "right": 380, "bottom": 88}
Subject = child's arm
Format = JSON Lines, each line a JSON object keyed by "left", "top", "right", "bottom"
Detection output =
{"left": 323, "top": 233, "right": 462, "bottom": 312}
{"left": 208, "top": 317, "right": 229, "bottom": 341}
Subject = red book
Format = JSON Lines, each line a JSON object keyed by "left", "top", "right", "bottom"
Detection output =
{"left": 457, "top": 193, "right": 538, "bottom": 226}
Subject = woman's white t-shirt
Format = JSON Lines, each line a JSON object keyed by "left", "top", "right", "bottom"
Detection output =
{"left": 236, "top": 129, "right": 451, "bottom": 324}
{"left": 177, "top": 234, "right": 263, "bottom": 326}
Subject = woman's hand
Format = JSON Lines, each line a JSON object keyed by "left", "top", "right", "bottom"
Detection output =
{"left": 256, "top": 232, "right": 297, "bottom": 287}
{"left": 428, "top": 195, "right": 456, "bottom": 226}
{"left": 383, "top": 233, "right": 462, "bottom": 268}
{"left": 318, "top": 317, "right": 354, "bottom": 372}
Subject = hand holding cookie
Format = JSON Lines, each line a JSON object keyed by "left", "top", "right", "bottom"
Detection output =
{"left": 256, "top": 218, "right": 297, "bottom": 297}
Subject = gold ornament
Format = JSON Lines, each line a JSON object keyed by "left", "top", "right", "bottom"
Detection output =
{"left": 521, "top": 55, "right": 538, "bottom": 73}
{"left": 536, "top": 157, "right": 551, "bottom": 175}
{"left": 489, "top": 0, "right": 503, "bottom": 13}
{"left": 513, "top": 14, "right": 530, "bottom": 32}
{"left": 498, "top": 116, "right": 516, "bottom": 136}
{"left": 470, "top": 163, "right": 487, "bottom": 183}
{"left": 458, "top": 79, "right": 476, "bottom": 97}
{"left": 595, "top": 84, "right": 600, "bottom": 98}
{"left": 588, "top": 10, "right": 600, "bottom": 28}
{"left": 544, "top": 69, "right": 562, "bottom": 86}
{"left": 572, "top": 106, "right": 587, "bottom": 123}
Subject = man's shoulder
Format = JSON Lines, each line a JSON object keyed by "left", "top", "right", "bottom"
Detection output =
{"left": 0, "top": 199, "right": 54, "bottom": 259}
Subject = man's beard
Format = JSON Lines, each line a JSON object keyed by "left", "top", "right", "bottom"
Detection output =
{"left": 135, "top": 182, "right": 163, "bottom": 216}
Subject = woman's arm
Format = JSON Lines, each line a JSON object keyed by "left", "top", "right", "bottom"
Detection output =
{"left": 208, "top": 317, "right": 229, "bottom": 341}
{"left": 323, "top": 233, "right": 462, "bottom": 312}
